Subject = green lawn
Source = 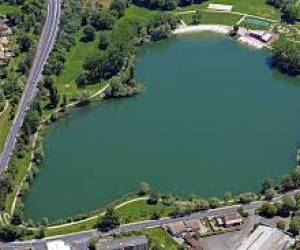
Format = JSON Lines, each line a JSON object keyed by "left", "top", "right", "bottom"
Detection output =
{"left": 145, "top": 228, "right": 179, "bottom": 250}
{"left": 5, "top": 151, "right": 31, "bottom": 213}
{"left": 45, "top": 199, "right": 174, "bottom": 237}
{"left": 178, "top": 0, "right": 280, "bottom": 20}
{"left": 117, "top": 200, "right": 174, "bottom": 224}
{"left": 0, "top": 104, "right": 11, "bottom": 155}
{"left": 181, "top": 11, "right": 242, "bottom": 25}
{"left": 45, "top": 217, "right": 97, "bottom": 237}
{"left": 0, "top": 3, "right": 20, "bottom": 14}
{"left": 54, "top": 30, "right": 104, "bottom": 99}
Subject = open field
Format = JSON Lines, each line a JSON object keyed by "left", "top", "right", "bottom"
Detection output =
{"left": 145, "top": 228, "right": 179, "bottom": 250}
{"left": 53, "top": 30, "right": 105, "bottom": 99}
{"left": 117, "top": 200, "right": 174, "bottom": 224}
{"left": 83, "top": 0, "right": 112, "bottom": 9}
{"left": 45, "top": 199, "right": 174, "bottom": 237}
{"left": 5, "top": 151, "right": 31, "bottom": 213}
{"left": 0, "top": 4, "right": 20, "bottom": 14}
{"left": 180, "top": 11, "right": 242, "bottom": 26}
{"left": 178, "top": 0, "right": 280, "bottom": 20}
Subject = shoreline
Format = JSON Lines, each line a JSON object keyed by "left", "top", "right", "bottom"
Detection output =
{"left": 173, "top": 24, "right": 232, "bottom": 35}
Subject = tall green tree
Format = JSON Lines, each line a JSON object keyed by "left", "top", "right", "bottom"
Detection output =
{"left": 96, "top": 207, "right": 120, "bottom": 231}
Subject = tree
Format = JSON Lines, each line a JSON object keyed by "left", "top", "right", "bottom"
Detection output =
{"left": 43, "top": 76, "right": 54, "bottom": 90}
{"left": 260, "top": 202, "right": 278, "bottom": 218}
{"left": 62, "top": 94, "right": 68, "bottom": 112}
{"left": 17, "top": 34, "right": 32, "bottom": 52}
{"left": 147, "top": 193, "right": 159, "bottom": 205}
{"left": 261, "top": 178, "right": 275, "bottom": 193}
{"left": 282, "top": 3, "right": 299, "bottom": 23}
{"left": 41, "top": 217, "right": 49, "bottom": 226}
{"left": 281, "top": 175, "right": 294, "bottom": 191}
{"left": 0, "top": 89, "right": 5, "bottom": 112}
{"left": 90, "top": 11, "right": 117, "bottom": 31}
{"left": 151, "top": 210, "right": 162, "bottom": 220}
{"left": 139, "top": 182, "right": 150, "bottom": 196}
{"left": 36, "top": 226, "right": 45, "bottom": 239}
{"left": 289, "top": 216, "right": 300, "bottom": 236}
{"left": 76, "top": 73, "right": 88, "bottom": 87}
{"left": 238, "top": 192, "right": 257, "bottom": 204}
{"left": 265, "top": 188, "right": 276, "bottom": 201}
{"left": 49, "top": 85, "right": 60, "bottom": 108}
{"left": 193, "top": 198, "right": 210, "bottom": 211}
{"left": 209, "top": 197, "right": 220, "bottom": 208}
{"left": 281, "top": 194, "right": 296, "bottom": 214}
{"left": 271, "top": 40, "right": 300, "bottom": 76}
{"left": 291, "top": 166, "right": 300, "bottom": 188}
{"left": 98, "top": 32, "right": 110, "bottom": 50}
{"left": 23, "top": 110, "right": 40, "bottom": 135}
{"left": 192, "top": 11, "right": 202, "bottom": 24}
{"left": 82, "top": 25, "right": 96, "bottom": 42}
{"left": 96, "top": 207, "right": 120, "bottom": 231}
{"left": 0, "top": 225, "right": 24, "bottom": 242}
{"left": 110, "top": 0, "right": 126, "bottom": 17}
{"left": 224, "top": 191, "right": 233, "bottom": 203}
{"left": 277, "top": 220, "right": 286, "bottom": 231}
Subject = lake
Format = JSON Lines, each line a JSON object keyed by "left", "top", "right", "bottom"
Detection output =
{"left": 24, "top": 33, "right": 300, "bottom": 221}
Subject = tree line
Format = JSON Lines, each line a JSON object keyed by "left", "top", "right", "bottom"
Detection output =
{"left": 266, "top": 0, "right": 299, "bottom": 23}
{"left": 271, "top": 39, "right": 300, "bottom": 76}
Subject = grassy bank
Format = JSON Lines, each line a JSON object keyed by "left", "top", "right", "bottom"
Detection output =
{"left": 45, "top": 199, "right": 173, "bottom": 237}
{"left": 0, "top": 4, "right": 20, "bottom": 14}
{"left": 180, "top": 11, "right": 242, "bottom": 26}
{"left": 53, "top": 30, "right": 106, "bottom": 99}
{"left": 178, "top": 0, "right": 280, "bottom": 20}
{"left": 0, "top": 104, "right": 11, "bottom": 155}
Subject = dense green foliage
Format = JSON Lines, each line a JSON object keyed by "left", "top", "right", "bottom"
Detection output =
{"left": 266, "top": 0, "right": 299, "bottom": 22}
{"left": 271, "top": 39, "right": 300, "bottom": 76}
{"left": 0, "top": 0, "right": 47, "bottom": 214}
{"left": 96, "top": 207, "right": 120, "bottom": 231}
{"left": 132, "top": 0, "right": 207, "bottom": 10}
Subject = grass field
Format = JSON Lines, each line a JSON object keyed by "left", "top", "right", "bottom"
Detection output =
{"left": 0, "top": 104, "right": 11, "bottom": 155}
{"left": 54, "top": 30, "right": 105, "bottom": 99}
{"left": 5, "top": 151, "right": 31, "bottom": 213}
{"left": 0, "top": 3, "right": 20, "bottom": 14}
{"left": 117, "top": 200, "right": 174, "bottom": 224}
{"left": 145, "top": 228, "right": 179, "bottom": 250}
{"left": 179, "top": 0, "right": 280, "bottom": 20}
{"left": 45, "top": 199, "right": 174, "bottom": 237}
{"left": 180, "top": 11, "right": 242, "bottom": 26}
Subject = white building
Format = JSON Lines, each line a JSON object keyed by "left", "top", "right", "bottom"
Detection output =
{"left": 47, "top": 240, "right": 71, "bottom": 250}
{"left": 207, "top": 4, "right": 233, "bottom": 12}
{"left": 237, "top": 225, "right": 294, "bottom": 250}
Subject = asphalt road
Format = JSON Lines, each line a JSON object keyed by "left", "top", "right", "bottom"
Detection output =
{"left": 3, "top": 189, "right": 300, "bottom": 249}
{"left": 0, "top": 204, "right": 255, "bottom": 249}
{"left": 0, "top": 0, "right": 61, "bottom": 172}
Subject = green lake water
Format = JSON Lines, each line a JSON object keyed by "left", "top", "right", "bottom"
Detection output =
{"left": 24, "top": 33, "right": 300, "bottom": 221}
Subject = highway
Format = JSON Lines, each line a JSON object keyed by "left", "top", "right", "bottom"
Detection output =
{"left": 0, "top": 0, "right": 61, "bottom": 172}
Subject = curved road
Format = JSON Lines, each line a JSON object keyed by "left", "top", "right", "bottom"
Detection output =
{"left": 0, "top": 0, "right": 61, "bottom": 171}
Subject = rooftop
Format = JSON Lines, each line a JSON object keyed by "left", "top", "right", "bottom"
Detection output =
{"left": 237, "top": 225, "right": 294, "bottom": 250}
{"left": 96, "top": 235, "right": 148, "bottom": 250}
{"left": 167, "top": 221, "right": 186, "bottom": 236}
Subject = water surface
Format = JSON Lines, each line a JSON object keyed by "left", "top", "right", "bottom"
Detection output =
{"left": 25, "top": 33, "right": 300, "bottom": 221}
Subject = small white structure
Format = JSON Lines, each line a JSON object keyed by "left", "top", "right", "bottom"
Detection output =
{"left": 237, "top": 225, "right": 294, "bottom": 250}
{"left": 207, "top": 4, "right": 233, "bottom": 12}
{"left": 47, "top": 240, "right": 71, "bottom": 250}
